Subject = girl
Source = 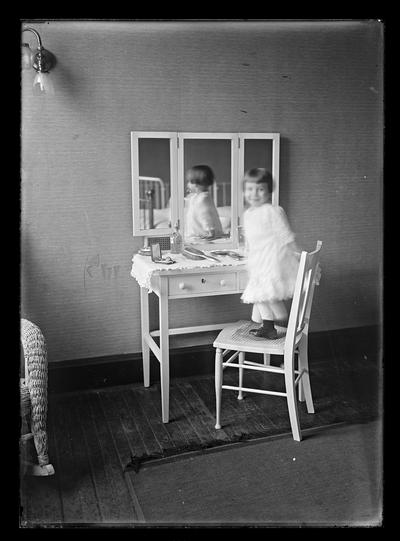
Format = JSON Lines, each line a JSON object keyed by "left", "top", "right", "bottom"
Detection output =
{"left": 184, "top": 165, "right": 224, "bottom": 240}
{"left": 241, "top": 168, "right": 300, "bottom": 339}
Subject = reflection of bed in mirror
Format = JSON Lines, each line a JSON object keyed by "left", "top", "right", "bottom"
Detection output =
{"left": 139, "top": 176, "right": 169, "bottom": 230}
{"left": 139, "top": 176, "right": 232, "bottom": 236}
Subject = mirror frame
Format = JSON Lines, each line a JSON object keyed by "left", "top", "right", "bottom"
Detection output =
{"left": 131, "top": 131, "right": 178, "bottom": 237}
{"left": 178, "top": 132, "right": 239, "bottom": 250}
{"left": 131, "top": 131, "right": 280, "bottom": 249}
{"left": 238, "top": 133, "right": 280, "bottom": 225}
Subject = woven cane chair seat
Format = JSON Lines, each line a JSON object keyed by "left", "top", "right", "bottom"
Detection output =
{"left": 214, "top": 320, "right": 303, "bottom": 354}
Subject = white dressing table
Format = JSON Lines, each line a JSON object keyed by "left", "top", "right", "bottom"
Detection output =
{"left": 131, "top": 252, "right": 254, "bottom": 423}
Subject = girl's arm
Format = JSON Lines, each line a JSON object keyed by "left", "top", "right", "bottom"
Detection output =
{"left": 273, "top": 206, "right": 296, "bottom": 246}
{"left": 288, "top": 240, "right": 301, "bottom": 257}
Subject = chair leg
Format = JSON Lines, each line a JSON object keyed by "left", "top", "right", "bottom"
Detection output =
{"left": 215, "top": 348, "right": 223, "bottom": 429}
{"left": 238, "top": 351, "right": 244, "bottom": 400}
{"left": 295, "top": 352, "right": 305, "bottom": 402}
{"left": 284, "top": 351, "right": 302, "bottom": 442}
{"left": 297, "top": 351, "right": 305, "bottom": 402}
{"left": 298, "top": 338, "right": 315, "bottom": 414}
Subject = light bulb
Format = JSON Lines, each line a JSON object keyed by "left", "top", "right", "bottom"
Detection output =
{"left": 33, "top": 71, "right": 55, "bottom": 95}
{"left": 21, "top": 43, "right": 33, "bottom": 70}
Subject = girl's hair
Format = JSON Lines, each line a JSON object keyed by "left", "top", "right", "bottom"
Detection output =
{"left": 186, "top": 165, "right": 215, "bottom": 187}
{"left": 243, "top": 168, "right": 273, "bottom": 193}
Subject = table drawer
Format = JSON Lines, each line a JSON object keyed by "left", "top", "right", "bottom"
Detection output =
{"left": 169, "top": 272, "right": 237, "bottom": 296}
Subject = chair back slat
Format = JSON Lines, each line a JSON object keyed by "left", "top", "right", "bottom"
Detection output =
{"left": 297, "top": 267, "right": 312, "bottom": 332}
{"left": 285, "top": 241, "right": 322, "bottom": 352}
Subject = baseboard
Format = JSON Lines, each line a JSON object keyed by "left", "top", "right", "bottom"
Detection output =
{"left": 48, "top": 344, "right": 216, "bottom": 394}
{"left": 48, "top": 325, "right": 381, "bottom": 394}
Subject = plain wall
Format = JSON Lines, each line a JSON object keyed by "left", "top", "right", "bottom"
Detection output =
{"left": 21, "top": 20, "right": 383, "bottom": 363}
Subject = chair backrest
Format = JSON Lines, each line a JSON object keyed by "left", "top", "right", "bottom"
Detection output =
{"left": 285, "top": 241, "right": 323, "bottom": 353}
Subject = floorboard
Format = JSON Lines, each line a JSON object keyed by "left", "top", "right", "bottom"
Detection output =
{"left": 86, "top": 392, "right": 140, "bottom": 522}
{"left": 73, "top": 393, "right": 114, "bottom": 522}
{"left": 147, "top": 382, "right": 193, "bottom": 451}
{"left": 121, "top": 389, "right": 164, "bottom": 457}
{"left": 168, "top": 388, "right": 206, "bottom": 450}
{"left": 51, "top": 395, "right": 89, "bottom": 523}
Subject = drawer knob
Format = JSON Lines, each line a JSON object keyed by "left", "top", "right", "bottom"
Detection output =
{"left": 201, "top": 278, "right": 206, "bottom": 284}
{"left": 220, "top": 279, "right": 226, "bottom": 286}
{"left": 178, "top": 282, "right": 186, "bottom": 290}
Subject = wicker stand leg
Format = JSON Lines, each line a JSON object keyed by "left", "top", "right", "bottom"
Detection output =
{"left": 20, "top": 320, "right": 55, "bottom": 476}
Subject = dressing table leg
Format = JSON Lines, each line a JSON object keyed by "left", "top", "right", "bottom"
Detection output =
{"left": 159, "top": 278, "right": 170, "bottom": 423}
{"left": 140, "top": 287, "right": 150, "bottom": 387}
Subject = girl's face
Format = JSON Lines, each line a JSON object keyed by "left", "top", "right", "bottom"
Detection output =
{"left": 186, "top": 180, "right": 199, "bottom": 194}
{"left": 244, "top": 181, "right": 270, "bottom": 207}
{"left": 186, "top": 178, "right": 208, "bottom": 194}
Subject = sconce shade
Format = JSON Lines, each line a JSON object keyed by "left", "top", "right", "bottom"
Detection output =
{"left": 21, "top": 43, "right": 33, "bottom": 70}
{"left": 33, "top": 71, "right": 55, "bottom": 95}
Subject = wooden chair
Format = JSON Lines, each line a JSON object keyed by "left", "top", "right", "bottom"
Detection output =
{"left": 20, "top": 319, "right": 55, "bottom": 476}
{"left": 214, "top": 241, "right": 322, "bottom": 442}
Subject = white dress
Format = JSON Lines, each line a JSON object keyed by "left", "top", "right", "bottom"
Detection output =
{"left": 241, "top": 204, "right": 300, "bottom": 304}
{"left": 185, "top": 191, "right": 223, "bottom": 239}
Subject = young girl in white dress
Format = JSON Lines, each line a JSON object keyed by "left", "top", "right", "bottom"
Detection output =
{"left": 185, "top": 165, "right": 224, "bottom": 240}
{"left": 241, "top": 168, "right": 300, "bottom": 339}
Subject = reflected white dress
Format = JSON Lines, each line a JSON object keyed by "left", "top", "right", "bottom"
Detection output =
{"left": 241, "top": 204, "right": 300, "bottom": 304}
{"left": 185, "top": 191, "right": 223, "bottom": 239}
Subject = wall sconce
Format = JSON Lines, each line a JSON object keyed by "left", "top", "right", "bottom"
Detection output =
{"left": 22, "top": 27, "right": 57, "bottom": 94}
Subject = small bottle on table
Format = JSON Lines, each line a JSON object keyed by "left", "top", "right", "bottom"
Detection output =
{"left": 170, "top": 221, "right": 183, "bottom": 254}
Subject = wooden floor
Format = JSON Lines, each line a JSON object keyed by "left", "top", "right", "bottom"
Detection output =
{"left": 20, "top": 353, "right": 380, "bottom": 526}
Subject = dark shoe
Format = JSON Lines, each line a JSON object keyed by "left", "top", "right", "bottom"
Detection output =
{"left": 249, "top": 327, "right": 278, "bottom": 339}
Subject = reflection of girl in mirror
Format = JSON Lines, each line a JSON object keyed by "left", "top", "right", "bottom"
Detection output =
{"left": 241, "top": 168, "right": 300, "bottom": 339}
{"left": 185, "top": 165, "right": 224, "bottom": 240}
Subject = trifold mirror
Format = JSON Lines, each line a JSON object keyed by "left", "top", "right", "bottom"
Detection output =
{"left": 131, "top": 132, "right": 280, "bottom": 249}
